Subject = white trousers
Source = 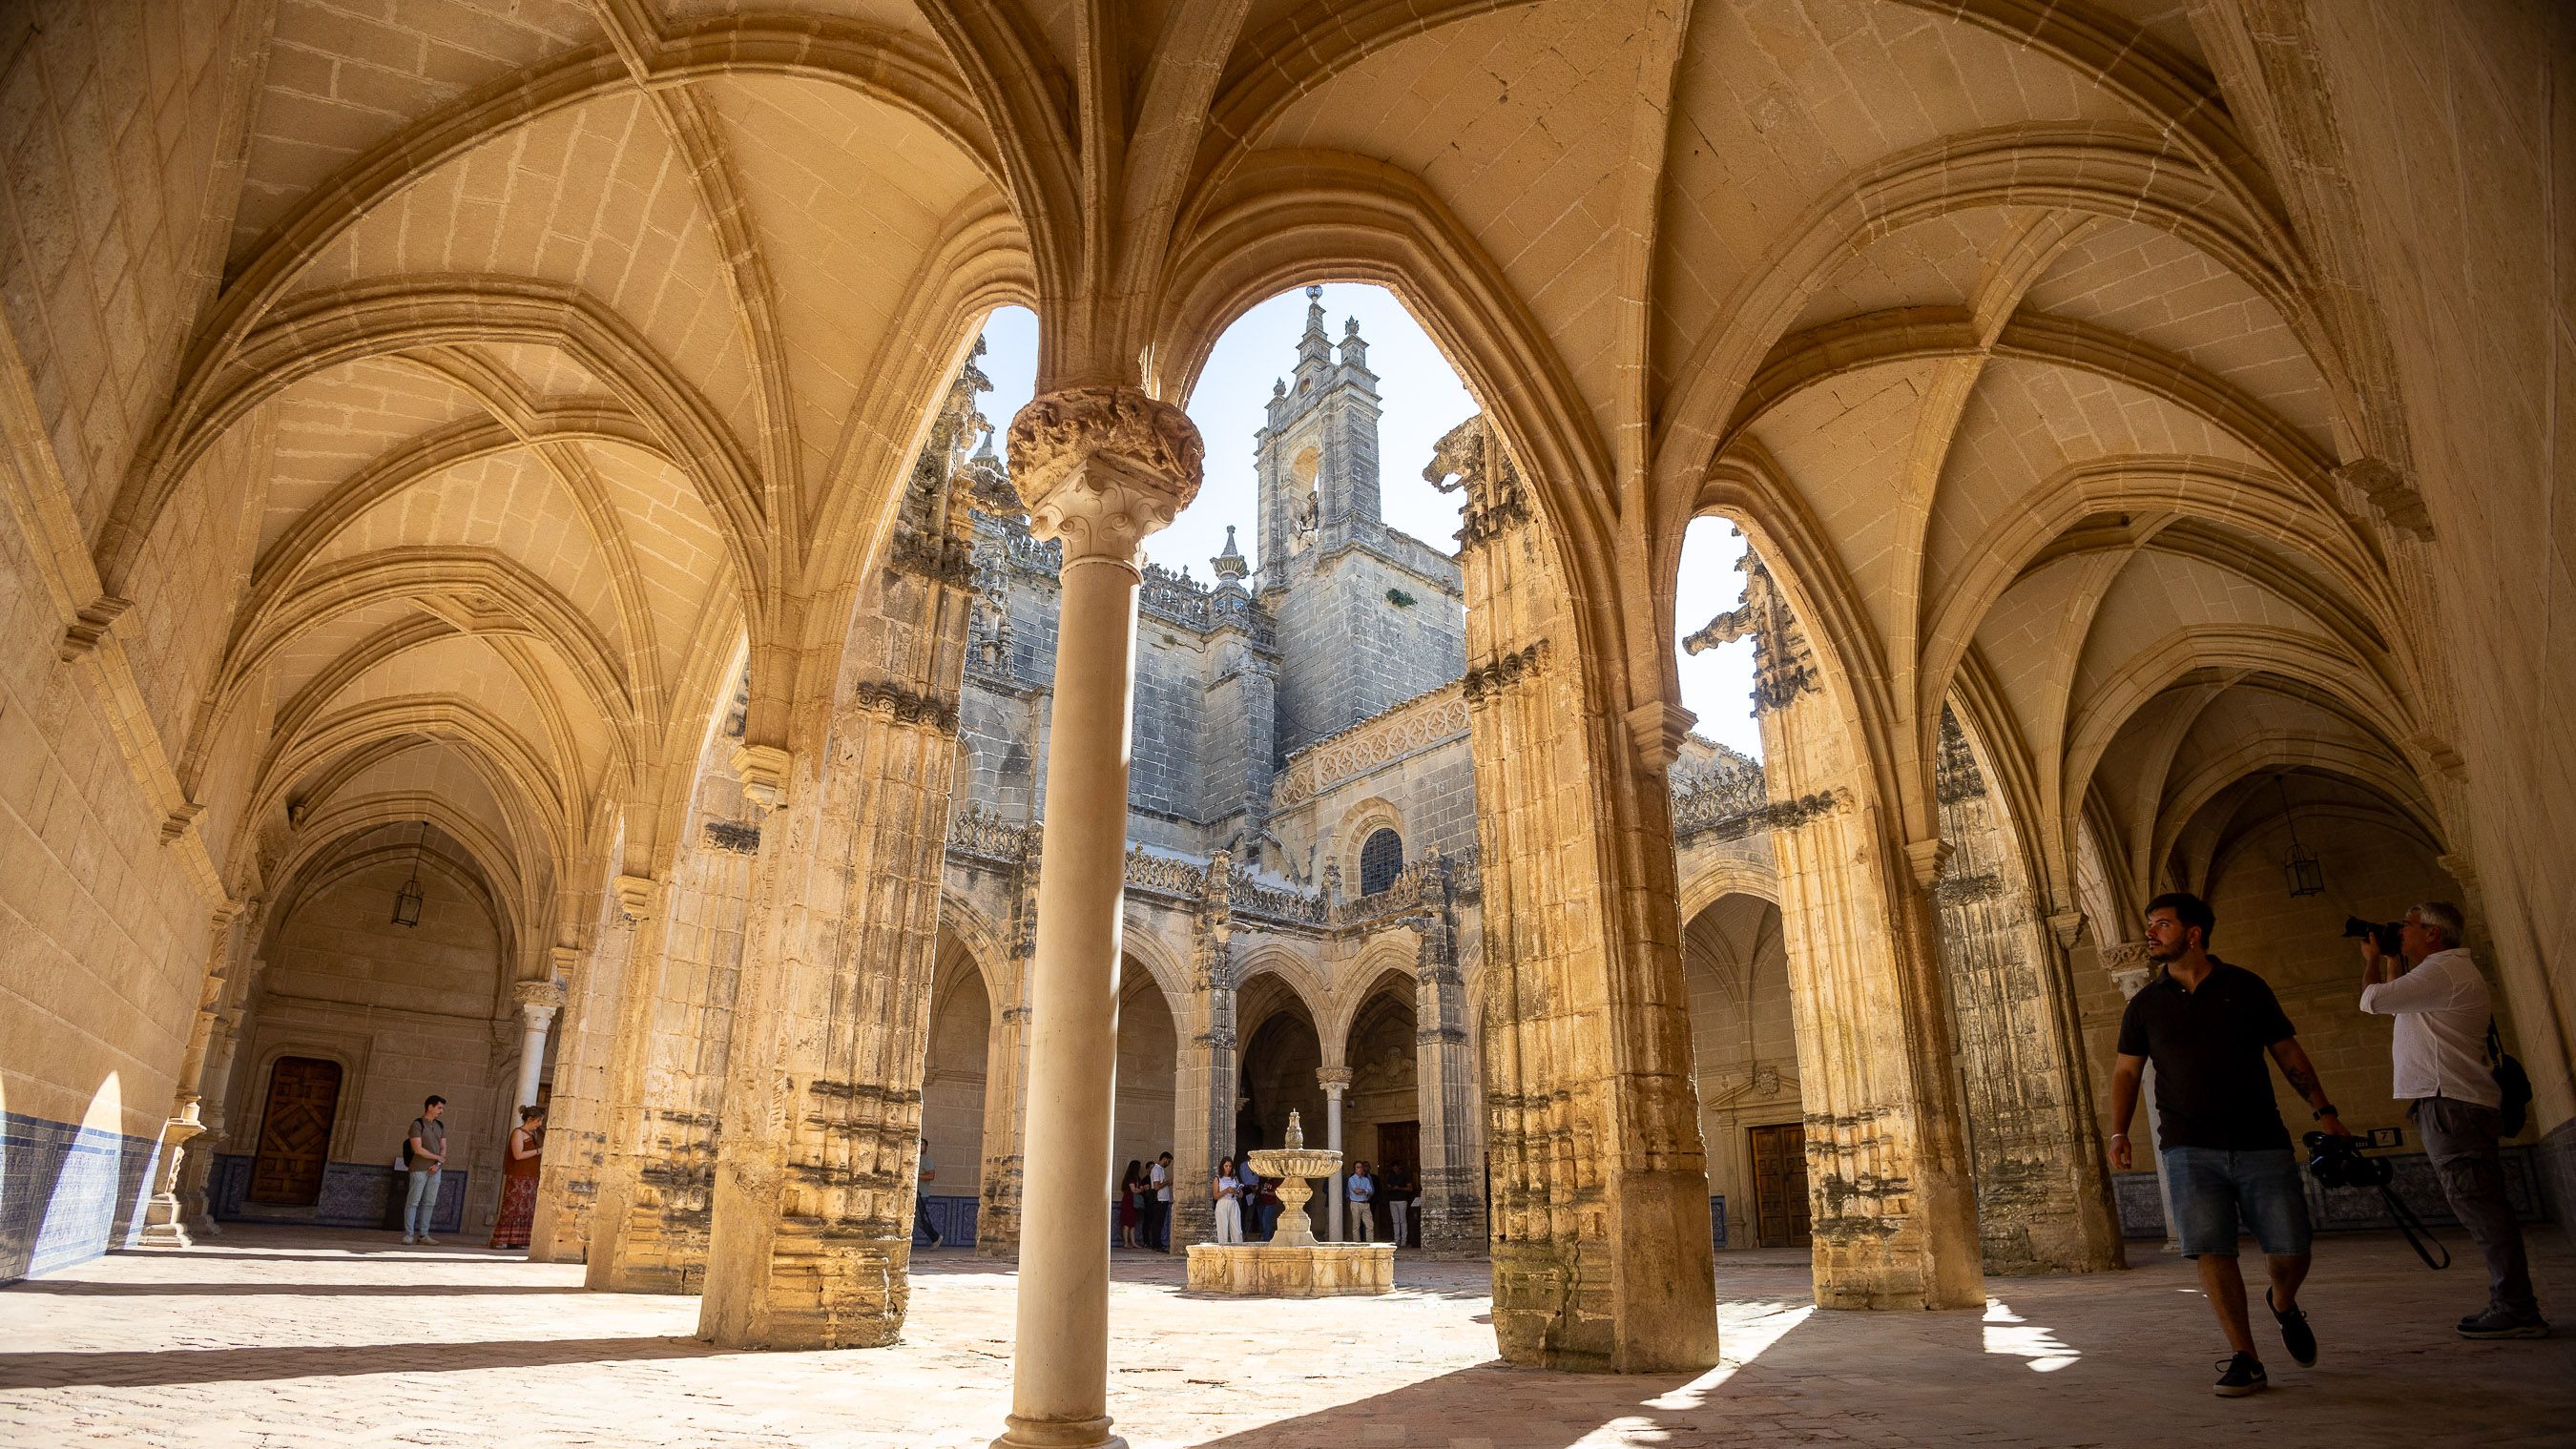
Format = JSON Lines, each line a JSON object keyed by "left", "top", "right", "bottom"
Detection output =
{"left": 1215, "top": 1197, "right": 1243, "bottom": 1244}
{"left": 1389, "top": 1198, "right": 1409, "bottom": 1247}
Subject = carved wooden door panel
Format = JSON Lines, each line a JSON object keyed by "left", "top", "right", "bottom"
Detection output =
{"left": 249, "top": 1057, "right": 343, "bottom": 1205}
{"left": 1750, "top": 1123, "right": 1812, "bottom": 1249}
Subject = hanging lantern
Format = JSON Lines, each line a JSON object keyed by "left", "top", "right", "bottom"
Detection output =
{"left": 2275, "top": 776, "right": 2324, "bottom": 899}
{"left": 391, "top": 822, "right": 427, "bottom": 926}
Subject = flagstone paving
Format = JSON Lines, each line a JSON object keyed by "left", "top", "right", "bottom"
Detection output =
{"left": 2, "top": 1227, "right": 2568, "bottom": 1447}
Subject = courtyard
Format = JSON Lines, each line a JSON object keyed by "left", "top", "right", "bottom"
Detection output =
{"left": 3, "top": 1227, "right": 2566, "bottom": 1448}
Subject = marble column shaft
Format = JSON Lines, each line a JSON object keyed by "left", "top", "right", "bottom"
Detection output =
{"left": 992, "top": 385, "right": 1200, "bottom": 1449}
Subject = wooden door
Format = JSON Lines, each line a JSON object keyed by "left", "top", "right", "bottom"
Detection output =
{"left": 1749, "top": 1122, "right": 1811, "bottom": 1249}
{"left": 249, "top": 1057, "right": 343, "bottom": 1205}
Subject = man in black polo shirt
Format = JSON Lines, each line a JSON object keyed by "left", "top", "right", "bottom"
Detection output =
{"left": 2110, "top": 892, "right": 2349, "bottom": 1397}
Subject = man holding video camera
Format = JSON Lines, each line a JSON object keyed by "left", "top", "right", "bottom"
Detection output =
{"left": 2358, "top": 900, "right": 2550, "bottom": 1339}
{"left": 2109, "top": 893, "right": 2345, "bottom": 1397}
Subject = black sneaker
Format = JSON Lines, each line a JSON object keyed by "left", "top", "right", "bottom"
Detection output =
{"left": 2458, "top": 1308, "right": 2551, "bottom": 1339}
{"left": 2268, "top": 1289, "right": 2316, "bottom": 1366}
{"left": 2213, "top": 1353, "right": 2267, "bottom": 1397}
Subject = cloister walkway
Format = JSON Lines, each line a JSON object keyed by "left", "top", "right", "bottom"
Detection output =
{"left": 2, "top": 1227, "right": 2567, "bottom": 1447}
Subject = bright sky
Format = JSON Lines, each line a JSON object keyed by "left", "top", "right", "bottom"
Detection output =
{"left": 976, "top": 293, "right": 1761, "bottom": 757}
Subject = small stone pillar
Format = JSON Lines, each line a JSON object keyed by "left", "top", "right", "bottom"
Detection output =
{"left": 511, "top": 980, "right": 565, "bottom": 1108}
{"left": 1318, "top": 1067, "right": 1352, "bottom": 1241}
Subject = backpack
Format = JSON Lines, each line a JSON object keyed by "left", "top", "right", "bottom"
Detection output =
{"left": 2487, "top": 1020, "right": 2533, "bottom": 1137}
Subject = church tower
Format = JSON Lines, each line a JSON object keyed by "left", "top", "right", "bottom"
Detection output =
{"left": 1254, "top": 285, "right": 1383, "bottom": 575}
{"left": 1251, "top": 287, "right": 1468, "bottom": 756}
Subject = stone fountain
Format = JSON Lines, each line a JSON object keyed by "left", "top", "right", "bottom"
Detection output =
{"left": 1185, "top": 1110, "right": 1392, "bottom": 1295}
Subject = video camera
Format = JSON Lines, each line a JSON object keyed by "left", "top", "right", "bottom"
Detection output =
{"left": 2301, "top": 1130, "right": 2394, "bottom": 1190}
{"left": 2303, "top": 1130, "right": 2447, "bottom": 1269}
{"left": 2341, "top": 916, "right": 2403, "bottom": 957}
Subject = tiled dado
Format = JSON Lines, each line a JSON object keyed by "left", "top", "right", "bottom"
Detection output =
{"left": 209, "top": 1155, "right": 468, "bottom": 1235}
{"left": 1, "top": 1110, "right": 165, "bottom": 1283}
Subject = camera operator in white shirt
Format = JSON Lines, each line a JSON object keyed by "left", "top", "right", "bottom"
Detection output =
{"left": 2358, "top": 900, "right": 2549, "bottom": 1339}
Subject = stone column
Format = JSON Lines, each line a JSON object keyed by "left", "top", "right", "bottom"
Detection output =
{"left": 530, "top": 936, "right": 621, "bottom": 1264}
{"left": 1318, "top": 1067, "right": 1351, "bottom": 1241}
{"left": 1696, "top": 553, "right": 1983, "bottom": 1311}
{"left": 992, "top": 385, "right": 1200, "bottom": 1449}
{"left": 1411, "top": 867, "right": 1486, "bottom": 1255}
{"left": 1435, "top": 416, "right": 1719, "bottom": 1371}
{"left": 512, "top": 980, "right": 565, "bottom": 1108}
{"left": 1172, "top": 852, "right": 1239, "bottom": 1250}
{"left": 697, "top": 354, "right": 991, "bottom": 1342}
{"left": 1928, "top": 715, "right": 2123, "bottom": 1275}
{"left": 977, "top": 845, "right": 1043, "bottom": 1261}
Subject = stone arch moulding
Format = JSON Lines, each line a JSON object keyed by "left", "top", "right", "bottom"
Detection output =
{"left": 1336, "top": 796, "right": 1405, "bottom": 888}
{"left": 1321, "top": 942, "right": 1424, "bottom": 1054}
{"left": 1678, "top": 855, "right": 1781, "bottom": 926}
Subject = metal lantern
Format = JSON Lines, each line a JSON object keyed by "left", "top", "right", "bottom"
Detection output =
{"left": 2275, "top": 776, "right": 2324, "bottom": 899}
{"left": 391, "top": 822, "right": 426, "bottom": 926}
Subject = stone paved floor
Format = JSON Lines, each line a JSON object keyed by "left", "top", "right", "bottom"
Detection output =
{"left": 1, "top": 1227, "right": 2569, "bottom": 1447}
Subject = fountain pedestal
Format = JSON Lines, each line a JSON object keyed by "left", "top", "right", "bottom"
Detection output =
{"left": 1184, "top": 1110, "right": 1392, "bottom": 1297}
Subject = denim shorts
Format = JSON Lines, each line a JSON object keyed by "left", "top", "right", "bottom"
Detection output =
{"left": 2161, "top": 1147, "right": 2313, "bottom": 1257}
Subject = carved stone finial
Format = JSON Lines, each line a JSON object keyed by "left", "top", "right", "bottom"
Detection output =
{"left": 1284, "top": 1110, "right": 1305, "bottom": 1149}
{"left": 1005, "top": 387, "right": 1204, "bottom": 565}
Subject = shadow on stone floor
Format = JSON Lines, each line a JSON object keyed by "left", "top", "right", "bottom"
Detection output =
{"left": 0, "top": 1335, "right": 731, "bottom": 1391}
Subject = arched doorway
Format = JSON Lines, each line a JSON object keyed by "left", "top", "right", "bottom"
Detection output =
{"left": 1681, "top": 892, "right": 1804, "bottom": 1252}
{"left": 1111, "top": 958, "right": 1179, "bottom": 1246}
{"left": 1340, "top": 970, "right": 1421, "bottom": 1245}
{"left": 918, "top": 940, "right": 993, "bottom": 1249}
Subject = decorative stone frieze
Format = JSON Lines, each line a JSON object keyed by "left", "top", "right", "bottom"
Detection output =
{"left": 1270, "top": 684, "right": 1467, "bottom": 809}
{"left": 702, "top": 819, "right": 760, "bottom": 854}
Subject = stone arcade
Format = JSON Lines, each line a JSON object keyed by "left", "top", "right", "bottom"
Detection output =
{"left": 1, "top": 3, "right": 2571, "bottom": 1447}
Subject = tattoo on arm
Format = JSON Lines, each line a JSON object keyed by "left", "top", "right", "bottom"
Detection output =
{"left": 2284, "top": 1063, "right": 2319, "bottom": 1098}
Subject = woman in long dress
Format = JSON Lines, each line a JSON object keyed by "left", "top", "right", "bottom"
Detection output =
{"left": 1214, "top": 1155, "right": 1245, "bottom": 1245}
{"left": 1118, "top": 1159, "right": 1144, "bottom": 1248}
{"left": 488, "top": 1107, "right": 544, "bottom": 1249}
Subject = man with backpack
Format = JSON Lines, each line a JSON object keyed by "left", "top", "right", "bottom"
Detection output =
{"left": 400, "top": 1095, "right": 447, "bottom": 1245}
{"left": 2359, "top": 900, "right": 2550, "bottom": 1339}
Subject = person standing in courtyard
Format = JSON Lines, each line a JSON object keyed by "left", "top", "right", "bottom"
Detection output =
{"left": 488, "top": 1106, "right": 544, "bottom": 1250}
{"left": 2109, "top": 893, "right": 2346, "bottom": 1397}
{"left": 916, "top": 1137, "right": 943, "bottom": 1248}
{"left": 2358, "top": 900, "right": 2550, "bottom": 1339}
{"left": 1148, "top": 1151, "right": 1173, "bottom": 1251}
{"left": 1383, "top": 1160, "right": 1415, "bottom": 1249}
{"left": 1119, "top": 1159, "right": 1144, "bottom": 1249}
{"left": 1344, "top": 1160, "right": 1376, "bottom": 1242}
{"left": 401, "top": 1095, "right": 447, "bottom": 1246}
{"left": 1214, "top": 1156, "right": 1245, "bottom": 1244}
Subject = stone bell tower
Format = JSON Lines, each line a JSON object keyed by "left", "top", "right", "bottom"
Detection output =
{"left": 1253, "top": 285, "right": 1383, "bottom": 576}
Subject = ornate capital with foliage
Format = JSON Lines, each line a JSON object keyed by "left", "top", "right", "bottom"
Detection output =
{"left": 1006, "top": 386, "right": 1203, "bottom": 564}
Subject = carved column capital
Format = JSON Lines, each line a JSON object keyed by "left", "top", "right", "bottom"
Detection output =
{"left": 1316, "top": 1066, "right": 1353, "bottom": 1095}
{"left": 1006, "top": 386, "right": 1203, "bottom": 566}
{"left": 513, "top": 978, "right": 568, "bottom": 1021}
{"left": 2102, "top": 941, "right": 2153, "bottom": 998}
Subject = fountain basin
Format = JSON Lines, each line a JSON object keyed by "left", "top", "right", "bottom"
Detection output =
{"left": 1186, "top": 1241, "right": 1392, "bottom": 1296}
